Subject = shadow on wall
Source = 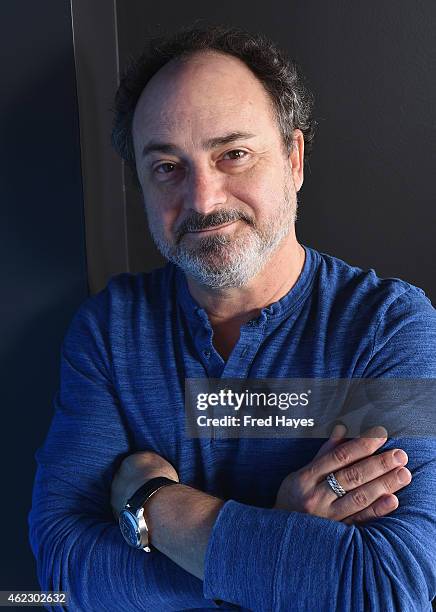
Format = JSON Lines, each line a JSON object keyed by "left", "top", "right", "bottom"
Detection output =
{"left": 1, "top": 53, "right": 88, "bottom": 589}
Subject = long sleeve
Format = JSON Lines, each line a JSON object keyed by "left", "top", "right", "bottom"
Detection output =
{"left": 28, "top": 292, "right": 214, "bottom": 611}
{"left": 204, "top": 438, "right": 436, "bottom": 611}
{"left": 203, "top": 287, "right": 436, "bottom": 611}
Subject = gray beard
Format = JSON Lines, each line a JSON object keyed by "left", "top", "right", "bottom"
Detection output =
{"left": 147, "top": 184, "right": 297, "bottom": 289}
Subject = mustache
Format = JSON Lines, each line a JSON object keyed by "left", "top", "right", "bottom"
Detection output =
{"left": 176, "top": 209, "right": 254, "bottom": 242}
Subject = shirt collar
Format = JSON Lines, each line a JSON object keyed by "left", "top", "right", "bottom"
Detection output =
{"left": 174, "top": 244, "right": 319, "bottom": 325}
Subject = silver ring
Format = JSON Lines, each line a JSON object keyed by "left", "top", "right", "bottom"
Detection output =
{"left": 326, "top": 472, "right": 347, "bottom": 498}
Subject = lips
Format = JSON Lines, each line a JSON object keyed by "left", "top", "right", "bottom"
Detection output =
{"left": 188, "top": 220, "right": 238, "bottom": 233}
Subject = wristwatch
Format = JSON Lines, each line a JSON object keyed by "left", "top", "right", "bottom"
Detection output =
{"left": 119, "top": 476, "right": 178, "bottom": 552}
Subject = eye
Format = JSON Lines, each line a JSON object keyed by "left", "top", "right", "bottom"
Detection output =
{"left": 154, "top": 162, "right": 177, "bottom": 174}
{"left": 222, "top": 149, "right": 248, "bottom": 161}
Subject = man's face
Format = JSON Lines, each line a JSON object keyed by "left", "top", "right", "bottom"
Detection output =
{"left": 132, "top": 51, "right": 303, "bottom": 288}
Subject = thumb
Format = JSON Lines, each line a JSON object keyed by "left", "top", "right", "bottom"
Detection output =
{"left": 313, "top": 423, "right": 347, "bottom": 461}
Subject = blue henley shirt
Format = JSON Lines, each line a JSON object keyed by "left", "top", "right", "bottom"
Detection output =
{"left": 28, "top": 245, "right": 436, "bottom": 611}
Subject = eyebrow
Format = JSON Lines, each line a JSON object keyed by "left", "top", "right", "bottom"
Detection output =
{"left": 141, "top": 131, "right": 257, "bottom": 158}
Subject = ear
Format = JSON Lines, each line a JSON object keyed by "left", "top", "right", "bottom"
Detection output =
{"left": 289, "top": 129, "right": 305, "bottom": 192}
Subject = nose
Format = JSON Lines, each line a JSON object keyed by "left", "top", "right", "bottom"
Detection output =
{"left": 184, "top": 165, "right": 227, "bottom": 214}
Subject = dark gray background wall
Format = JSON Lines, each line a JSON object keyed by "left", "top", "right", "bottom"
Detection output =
{"left": 116, "top": 1, "right": 436, "bottom": 304}
{"left": 1, "top": 0, "right": 435, "bottom": 594}
{"left": 0, "top": 1, "right": 88, "bottom": 591}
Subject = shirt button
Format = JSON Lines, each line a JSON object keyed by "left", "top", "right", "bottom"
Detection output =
{"left": 203, "top": 349, "right": 211, "bottom": 359}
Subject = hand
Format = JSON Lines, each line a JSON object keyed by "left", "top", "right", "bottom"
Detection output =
{"left": 273, "top": 424, "right": 412, "bottom": 525}
{"left": 111, "top": 450, "right": 179, "bottom": 520}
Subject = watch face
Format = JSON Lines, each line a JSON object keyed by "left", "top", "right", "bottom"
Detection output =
{"left": 119, "top": 510, "right": 141, "bottom": 547}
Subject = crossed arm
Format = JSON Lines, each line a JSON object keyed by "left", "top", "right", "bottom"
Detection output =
{"left": 110, "top": 426, "right": 412, "bottom": 582}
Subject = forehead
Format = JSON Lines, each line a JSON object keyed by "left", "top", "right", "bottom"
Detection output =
{"left": 132, "top": 50, "right": 279, "bottom": 152}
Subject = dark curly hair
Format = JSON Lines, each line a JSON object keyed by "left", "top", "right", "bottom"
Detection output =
{"left": 111, "top": 24, "right": 316, "bottom": 188}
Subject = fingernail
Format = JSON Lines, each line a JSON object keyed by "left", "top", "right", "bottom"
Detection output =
{"left": 397, "top": 467, "right": 411, "bottom": 484}
{"left": 368, "top": 426, "right": 388, "bottom": 439}
{"left": 393, "top": 450, "right": 408, "bottom": 465}
{"left": 331, "top": 423, "right": 347, "bottom": 438}
{"left": 383, "top": 495, "right": 398, "bottom": 509}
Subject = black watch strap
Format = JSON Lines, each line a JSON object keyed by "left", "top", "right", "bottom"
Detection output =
{"left": 126, "top": 476, "right": 178, "bottom": 512}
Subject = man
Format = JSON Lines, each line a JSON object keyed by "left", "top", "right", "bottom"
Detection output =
{"left": 29, "top": 25, "right": 436, "bottom": 611}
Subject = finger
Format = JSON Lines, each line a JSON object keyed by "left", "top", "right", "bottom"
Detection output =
{"left": 313, "top": 423, "right": 348, "bottom": 461}
{"left": 332, "top": 467, "right": 411, "bottom": 521}
{"left": 309, "top": 426, "right": 388, "bottom": 482}
{"left": 342, "top": 494, "right": 399, "bottom": 525}
{"left": 331, "top": 448, "right": 408, "bottom": 494}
